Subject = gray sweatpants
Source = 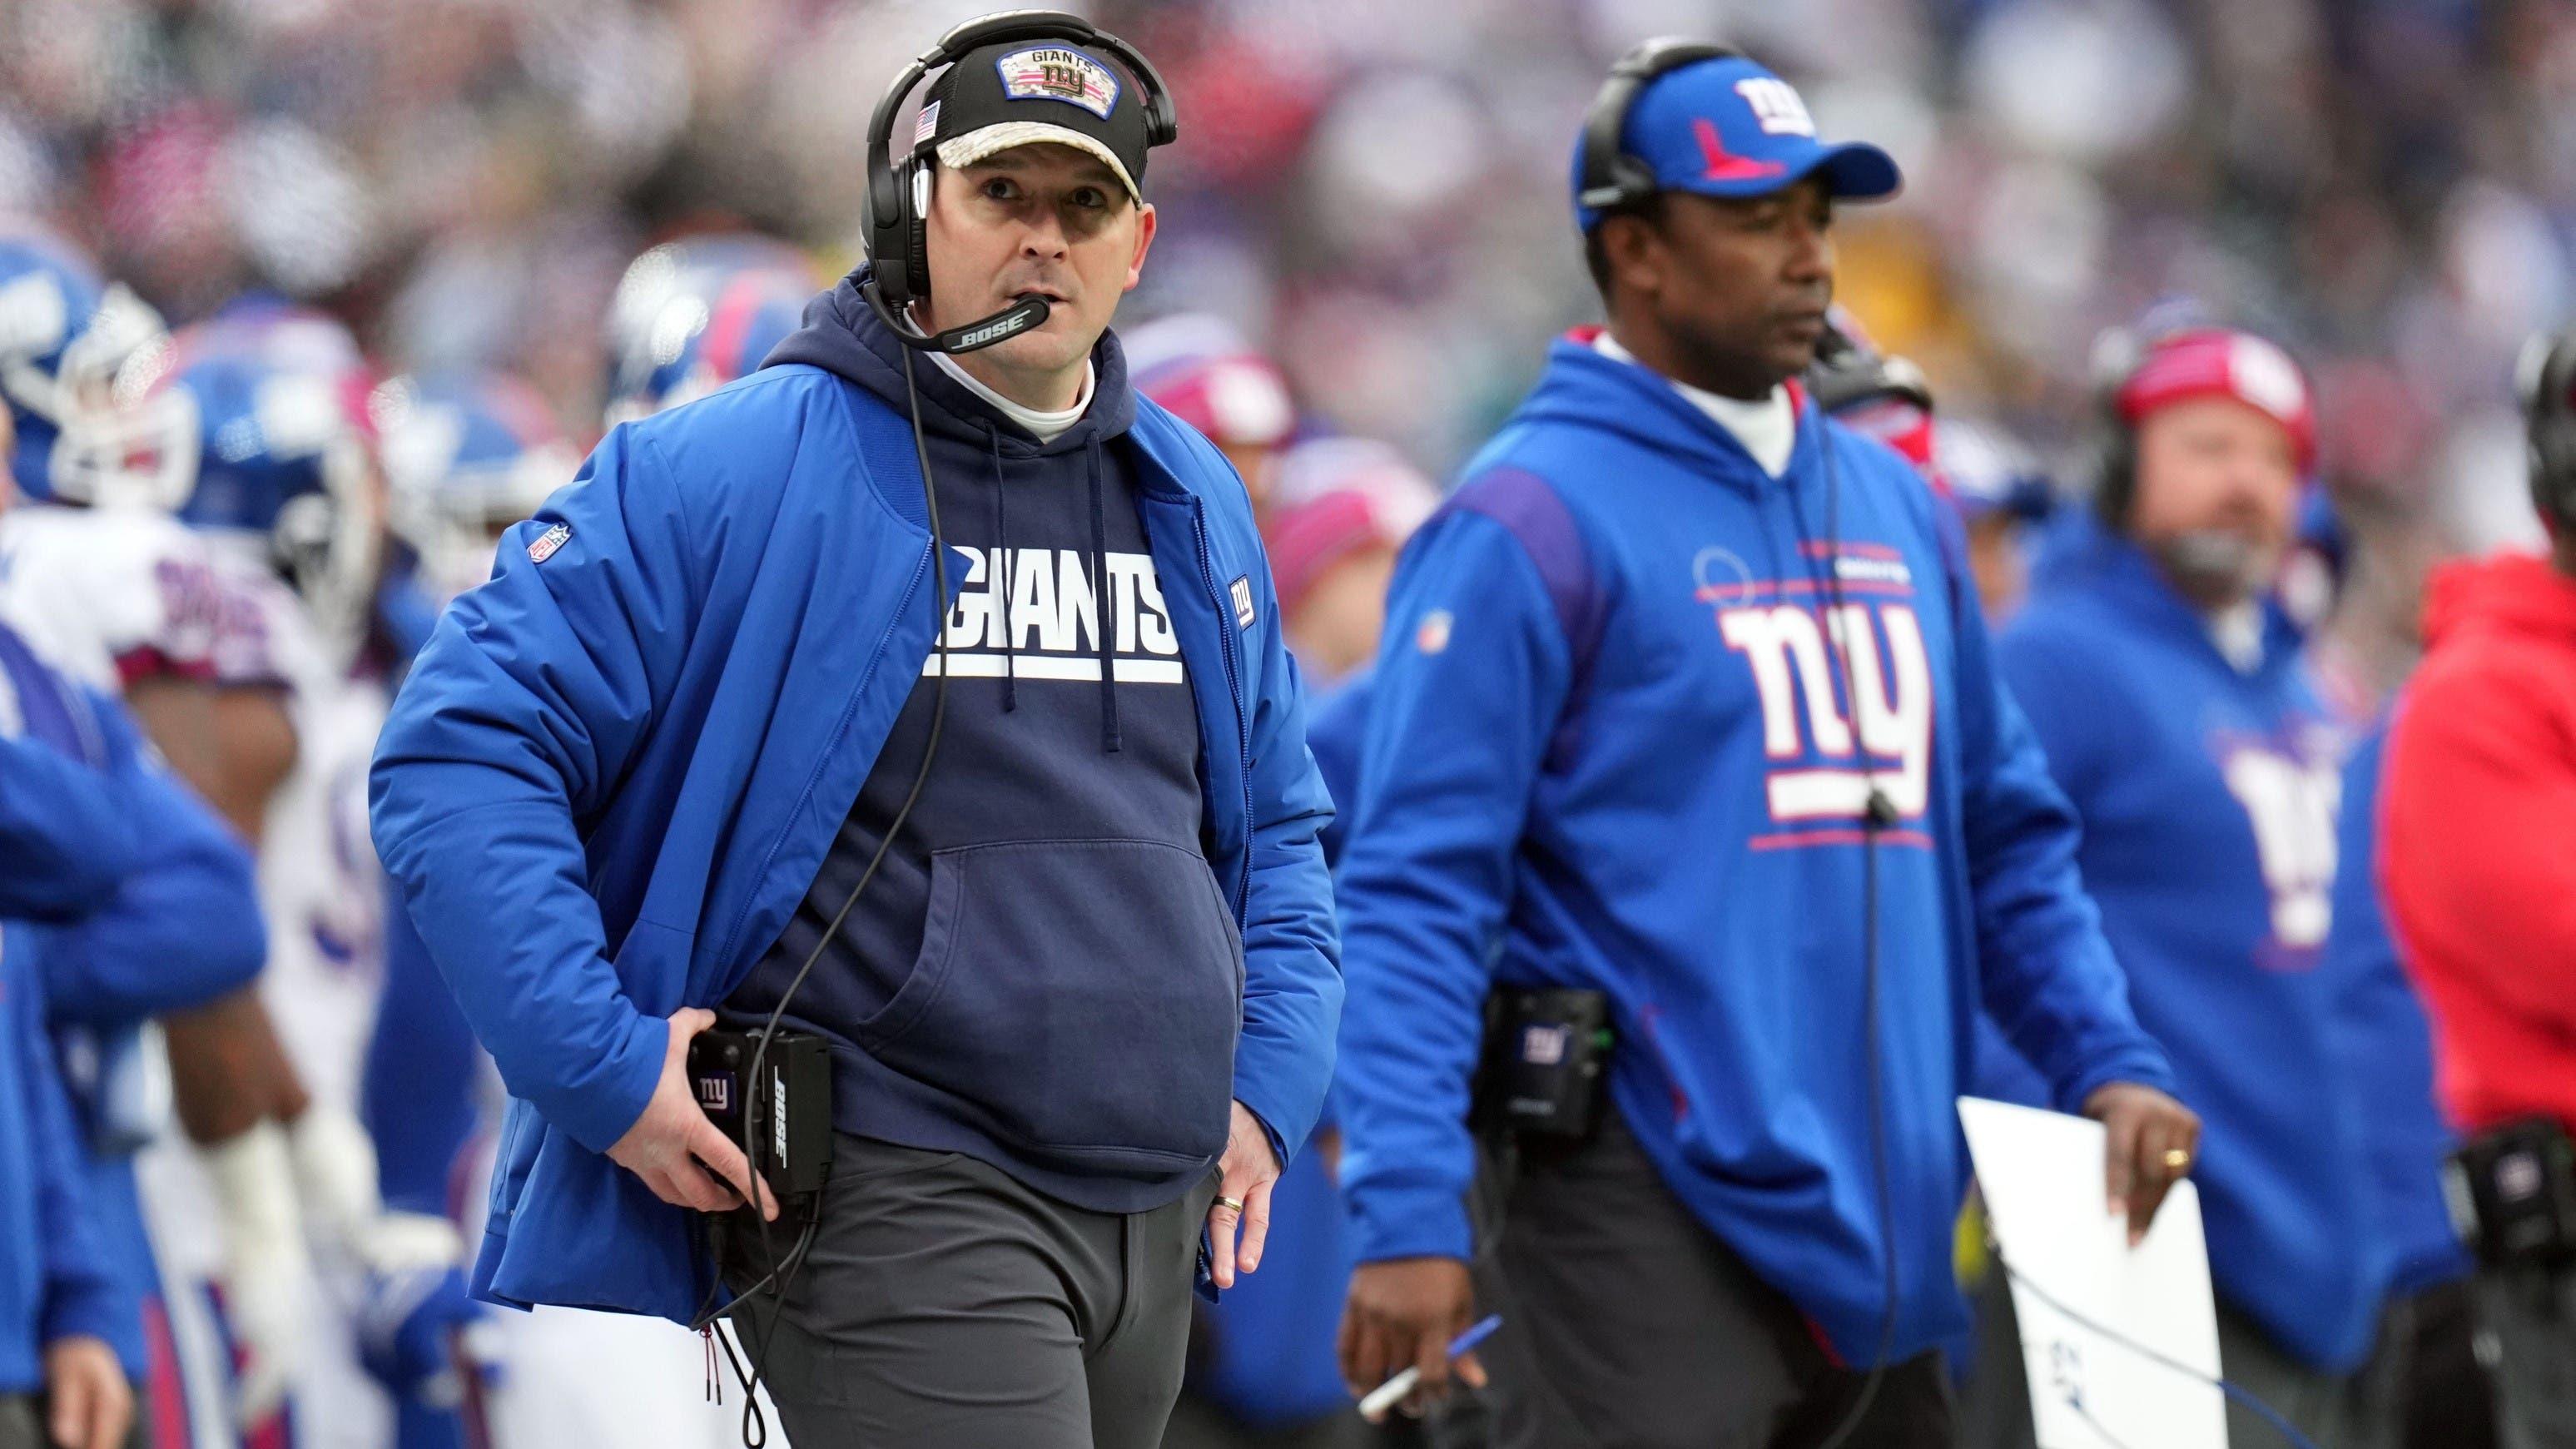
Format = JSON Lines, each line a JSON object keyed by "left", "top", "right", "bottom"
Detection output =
{"left": 2214, "top": 1306, "right": 2387, "bottom": 1449}
{"left": 721, "top": 1135, "right": 1219, "bottom": 1449}
{"left": 2481, "top": 1265, "right": 2576, "bottom": 1449}
{"left": 0, "top": 1397, "right": 36, "bottom": 1449}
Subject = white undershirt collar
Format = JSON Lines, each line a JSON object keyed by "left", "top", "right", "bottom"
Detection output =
{"left": 927, "top": 348, "right": 1094, "bottom": 443}
{"left": 1595, "top": 330, "right": 1796, "bottom": 478}
{"left": 908, "top": 306, "right": 1094, "bottom": 442}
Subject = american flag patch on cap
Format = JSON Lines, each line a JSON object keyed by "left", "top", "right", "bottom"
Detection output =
{"left": 529, "top": 522, "right": 572, "bottom": 563}
{"left": 913, "top": 100, "right": 941, "bottom": 146}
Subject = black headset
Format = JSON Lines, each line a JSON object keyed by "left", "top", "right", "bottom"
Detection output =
{"left": 2517, "top": 329, "right": 2576, "bottom": 532}
{"left": 2087, "top": 324, "right": 2152, "bottom": 525}
{"left": 1808, "top": 319, "right": 1934, "bottom": 417}
{"left": 1576, "top": 37, "right": 1745, "bottom": 222}
{"left": 860, "top": 9, "right": 1179, "bottom": 354}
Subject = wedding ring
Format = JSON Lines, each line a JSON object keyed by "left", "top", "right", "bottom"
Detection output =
{"left": 1214, "top": 1196, "right": 1245, "bottom": 1216}
{"left": 2162, "top": 1149, "right": 2192, "bottom": 1172}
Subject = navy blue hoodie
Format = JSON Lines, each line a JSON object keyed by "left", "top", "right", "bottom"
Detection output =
{"left": 725, "top": 280, "right": 1234, "bottom": 1213}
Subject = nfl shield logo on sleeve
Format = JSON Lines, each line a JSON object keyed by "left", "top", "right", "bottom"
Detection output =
{"left": 528, "top": 522, "right": 572, "bottom": 563}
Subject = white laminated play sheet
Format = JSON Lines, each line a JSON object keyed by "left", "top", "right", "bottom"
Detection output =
{"left": 1958, "top": 1096, "right": 2230, "bottom": 1449}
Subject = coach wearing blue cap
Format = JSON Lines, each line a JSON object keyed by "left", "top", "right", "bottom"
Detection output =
{"left": 1332, "top": 42, "right": 2196, "bottom": 1447}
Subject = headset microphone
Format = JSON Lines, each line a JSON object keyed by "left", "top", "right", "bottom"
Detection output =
{"left": 861, "top": 284, "right": 1052, "bottom": 355}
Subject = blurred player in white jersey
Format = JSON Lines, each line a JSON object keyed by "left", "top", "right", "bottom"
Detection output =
{"left": 0, "top": 226, "right": 385, "bottom": 1447}
{"left": 100, "top": 300, "right": 433, "bottom": 1449}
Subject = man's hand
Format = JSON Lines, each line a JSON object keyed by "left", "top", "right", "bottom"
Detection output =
{"left": 2083, "top": 1080, "right": 2201, "bottom": 1246}
{"left": 1206, "top": 1101, "right": 1281, "bottom": 1288}
{"left": 1339, "top": 1257, "right": 1486, "bottom": 1422}
{"left": 44, "top": 1335, "right": 132, "bottom": 1449}
{"left": 605, "top": 1009, "right": 775, "bottom": 1220}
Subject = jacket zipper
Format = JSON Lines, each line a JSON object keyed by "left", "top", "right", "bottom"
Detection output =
{"left": 707, "top": 542, "right": 931, "bottom": 978}
{"left": 1188, "top": 498, "right": 1256, "bottom": 922}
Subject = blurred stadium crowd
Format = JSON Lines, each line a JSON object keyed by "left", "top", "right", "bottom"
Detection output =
{"left": 2, "top": 2, "right": 2574, "bottom": 1447}
{"left": 4, "top": 0, "right": 2573, "bottom": 692}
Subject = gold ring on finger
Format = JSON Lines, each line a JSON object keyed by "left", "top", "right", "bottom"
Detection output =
{"left": 1214, "top": 1196, "right": 1245, "bottom": 1215}
{"left": 2162, "top": 1148, "right": 2192, "bottom": 1171}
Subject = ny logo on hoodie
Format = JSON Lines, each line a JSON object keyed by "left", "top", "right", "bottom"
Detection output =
{"left": 2219, "top": 743, "right": 2340, "bottom": 953}
{"left": 1717, "top": 600, "right": 1933, "bottom": 823}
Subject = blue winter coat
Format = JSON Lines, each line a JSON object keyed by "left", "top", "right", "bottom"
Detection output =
{"left": 371, "top": 298, "right": 1341, "bottom": 1320}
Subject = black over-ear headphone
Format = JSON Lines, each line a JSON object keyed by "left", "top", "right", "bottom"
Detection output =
{"left": 1808, "top": 318, "right": 1935, "bottom": 417}
{"left": 1576, "top": 37, "right": 1746, "bottom": 222}
{"left": 860, "top": 8, "right": 1179, "bottom": 354}
{"left": 2517, "top": 329, "right": 2576, "bottom": 532}
{"left": 2088, "top": 324, "right": 2152, "bottom": 526}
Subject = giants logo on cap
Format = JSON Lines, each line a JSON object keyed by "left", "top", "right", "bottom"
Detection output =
{"left": 995, "top": 46, "right": 1120, "bottom": 120}
{"left": 1734, "top": 77, "right": 1815, "bottom": 137}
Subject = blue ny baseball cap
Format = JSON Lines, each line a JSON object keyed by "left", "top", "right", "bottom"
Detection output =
{"left": 1571, "top": 53, "right": 1902, "bottom": 231}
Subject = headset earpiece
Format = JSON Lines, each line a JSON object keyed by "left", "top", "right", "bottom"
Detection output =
{"left": 904, "top": 158, "right": 934, "bottom": 303}
{"left": 1576, "top": 37, "right": 1745, "bottom": 221}
{"left": 2088, "top": 325, "right": 2145, "bottom": 527}
{"left": 2518, "top": 330, "right": 2576, "bottom": 532}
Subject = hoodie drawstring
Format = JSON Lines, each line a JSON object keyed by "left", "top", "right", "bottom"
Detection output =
{"left": 987, "top": 428, "right": 1017, "bottom": 712}
{"left": 1088, "top": 435, "right": 1119, "bottom": 753}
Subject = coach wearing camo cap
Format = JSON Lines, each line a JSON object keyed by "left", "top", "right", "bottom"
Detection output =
{"left": 372, "top": 13, "right": 1338, "bottom": 1447}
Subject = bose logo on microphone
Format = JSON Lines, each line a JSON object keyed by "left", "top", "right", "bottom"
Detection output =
{"left": 955, "top": 310, "right": 1035, "bottom": 350}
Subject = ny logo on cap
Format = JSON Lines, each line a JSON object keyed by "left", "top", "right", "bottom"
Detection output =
{"left": 1735, "top": 77, "right": 1815, "bottom": 137}
{"left": 996, "top": 46, "right": 1121, "bottom": 120}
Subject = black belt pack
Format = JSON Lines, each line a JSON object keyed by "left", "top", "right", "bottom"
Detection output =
{"left": 687, "top": 1027, "right": 836, "bottom": 1221}
{"left": 2446, "top": 1117, "right": 2576, "bottom": 1269}
{"left": 1475, "top": 987, "right": 1614, "bottom": 1141}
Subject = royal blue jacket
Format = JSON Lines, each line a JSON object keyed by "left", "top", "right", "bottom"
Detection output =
{"left": 1333, "top": 337, "right": 2172, "bottom": 1366}
{"left": 1992, "top": 517, "right": 2386, "bottom": 1371}
{"left": 0, "top": 932, "right": 127, "bottom": 1393}
{"left": 2325, "top": 724, "right": 2469, "bottom": 1298}
{"left": 0, "top": 621, "right": 264, "bottom": 1377}
{"left": 370, "top": 292, "right": 1341, "bottom": 1320}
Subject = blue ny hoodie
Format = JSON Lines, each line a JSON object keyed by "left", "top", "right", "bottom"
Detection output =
{"left": 371, "top": 275, "right": 1340, "bottom": 1320}
{"left": 1991, "top": 516, "right": 2387, "bottom": 1372}
{"left": 1333, "top": 336, "right": 2172, "bottom": 1366}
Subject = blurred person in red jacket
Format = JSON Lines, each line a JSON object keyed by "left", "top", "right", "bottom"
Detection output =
{"left": 2380, "top": 328, "right": 2576, "bottom": 1449}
